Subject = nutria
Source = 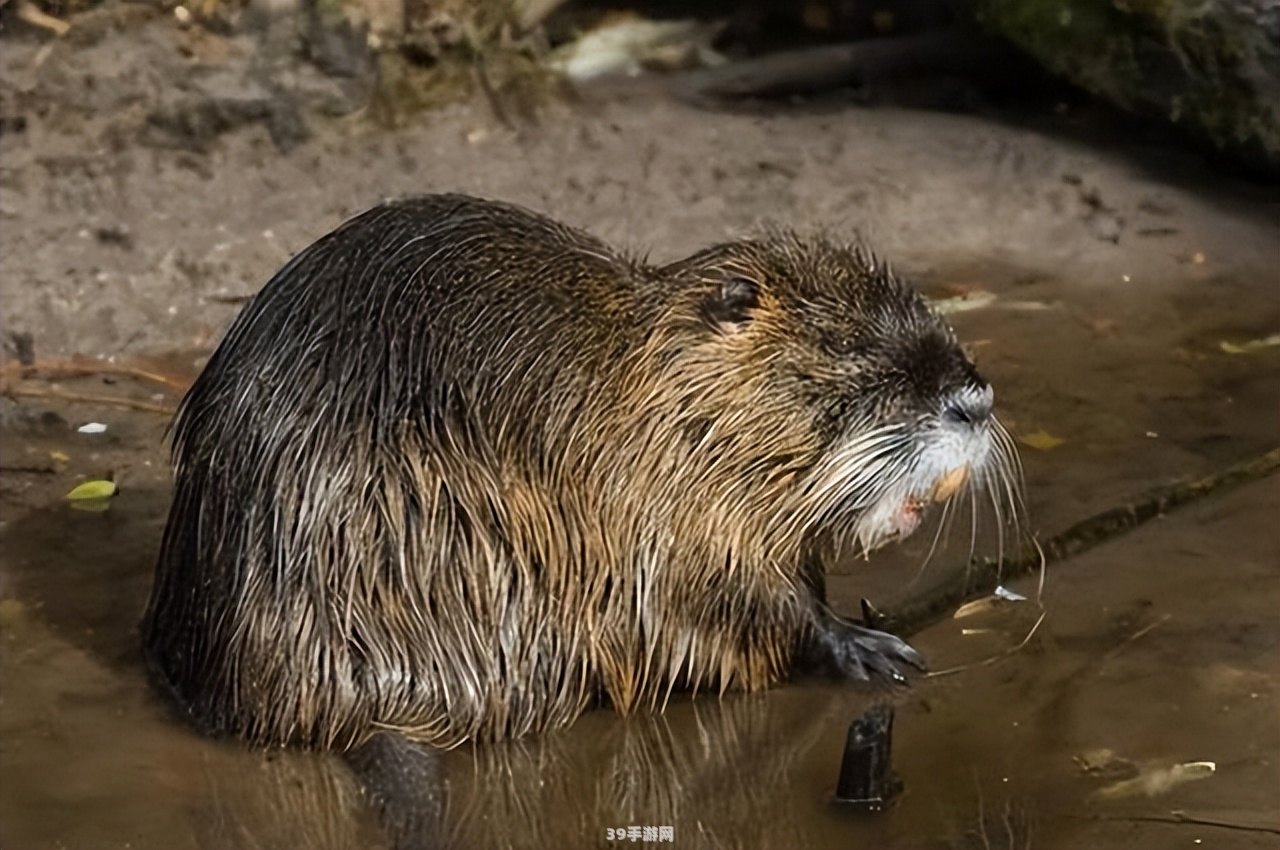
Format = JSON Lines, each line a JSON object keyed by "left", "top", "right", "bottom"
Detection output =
{"left": 142, "top": 193, "right": 1020, "bottom": 750}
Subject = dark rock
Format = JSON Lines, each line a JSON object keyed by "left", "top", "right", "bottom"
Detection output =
{"left": 977, "top": 0, "right": 1280, "bottom": 178}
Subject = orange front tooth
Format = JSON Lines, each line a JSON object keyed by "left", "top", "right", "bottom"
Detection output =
{"left": 932, "top": 465, "right": 969, "bottom": 502}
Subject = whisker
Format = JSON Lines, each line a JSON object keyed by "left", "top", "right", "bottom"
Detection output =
{"left": 803, "top": 433, "right": 914, "bottom": 515}
{"left": 1031, "top": 533, "right": 1047, "bottom": 606}
{"left": 804, "top": 429, "right": 911, "bottom": 502}
{"left": 986, "top": 471, "right": 1006, "bottom": 577}
{"left": 996, "top": 421, "right": 1030, "bottom": 555}
{"left": 966, "top": 476, "right": 979, "bottom": 580}
{"left": 994, "top": 420, "right": 1028, "bottom": 525}
{"left": 916, "top": 492, "right": 954, "bottom": 579}
{"left": 940, "top": 485, "right": 964, "bottom": 555}
{"left": 813, "top": 415, "right": 1030, "bottom": 591}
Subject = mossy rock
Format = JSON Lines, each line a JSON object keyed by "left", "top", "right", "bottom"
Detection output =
{"left": 977, "top": 0, "right": 1280, "bottom": 175}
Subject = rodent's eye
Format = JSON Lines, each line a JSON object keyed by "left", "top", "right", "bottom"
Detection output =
{"left": 822, "top": 335, "right": 859, "bottom": 358}
{"left": 721, "top": 277, "right": 760, "bottom": 311}
{"left": 702, "top": 276, "right": 761, "bottom": 331}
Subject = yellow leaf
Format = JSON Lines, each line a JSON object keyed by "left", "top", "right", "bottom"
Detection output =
{"left": 68, "top": 499, "right": 112, "bottom": 513}
{"left": 932, "top": 290, "right": 998, "bottom": 315}
{"left": 65, "top": 479, "right": 117, "bottom": 501}
{"left": 954, "top": 597, "right": 999, "bottom": 619}
{"left": 1220, "top": 334, "right": 1280, "bottom": 355}
{"left": 1018, "top": 429, "right": 1065, "bottom": 451}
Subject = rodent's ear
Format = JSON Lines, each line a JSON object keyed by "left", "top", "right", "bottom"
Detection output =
{"left": 702, "top": 276, "right": 761, "bottom": 333}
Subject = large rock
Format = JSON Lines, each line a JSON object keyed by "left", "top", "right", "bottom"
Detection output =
{"left": 977, "top": 0, "right": 1280, "bottom": 176}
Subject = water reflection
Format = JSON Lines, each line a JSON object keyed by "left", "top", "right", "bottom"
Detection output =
{"left": 0, "top": 479, "right": 887, "bottom": 850}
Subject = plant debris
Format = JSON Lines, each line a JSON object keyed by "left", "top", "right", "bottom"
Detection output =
{"left": 65, "top": 479, "right": 117, "bottom": 501}
{"left": 1093, "top": 761, "right": 1216, "bottom": 800}
{"left": 1017, "top": 429, "right": 1065, "bottom": 450}
{"left": 1219, "top": 334, "right": 1280, "bottom": 354}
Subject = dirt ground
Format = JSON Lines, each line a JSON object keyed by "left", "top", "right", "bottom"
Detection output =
{"left": 2, "top": 8, "right": 1279, "bottom": 850}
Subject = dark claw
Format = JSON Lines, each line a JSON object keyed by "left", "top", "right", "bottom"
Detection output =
{"left": 805, "top": 614, "right": 927, "bottom": 686}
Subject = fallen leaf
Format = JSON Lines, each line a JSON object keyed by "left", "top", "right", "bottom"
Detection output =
{"left": 955, "top": 597, "right": 999, "bottom": 619}
{"left": 68, "top": 499, "right": 112, "bottom": 513}
{"left": 1002, "top": 299, "right": 1057, "bottom": 311}
{"left": 66, "top": 479, "right": 117, "bottom": 501}
{"left": 550, "top": 17, "right": 719, "bottom": 83}
{"left": 931, "top": 290, "right": 998, "bottom": 315}
{"left": 1094, "top": 761, "right": 1216, "bottom": 800}
{"left": 1220, "top": 334, "right": 1280, "bottom": 355}
{"left": 1018, "top": 429, "right": 1066, "bottom": 450}
{"left": 954, "top": 586, "right": 1029, "bottom": 620}
{"left": 1074, "top": 749, "right": 1140, "bottom": 782}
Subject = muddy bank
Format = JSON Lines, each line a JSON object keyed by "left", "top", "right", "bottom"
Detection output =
{"left": 3, "top": 14, "right": 1277, "bottom": 362}
{"left": 3, "top": 7, "right": 1280, "bottom": 850}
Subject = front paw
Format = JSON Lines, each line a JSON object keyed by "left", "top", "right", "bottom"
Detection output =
{"left": 805, "top": 617, "right": 926, "bottom": 687}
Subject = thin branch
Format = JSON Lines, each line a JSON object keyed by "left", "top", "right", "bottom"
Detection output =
{"left": 0, "top": 464, "right": 58, "bottom": 475}
{"left": 4, "top": 385, "right": 176, "bottom": 415}
{"left": 2, "top": 358, "right": 190, "bottom": 391}
{"left": 672, "top": 30, "right": 1012, "bottom": 101}
{"left": 1072, "top": 811, "right": 1280, "bottom": 836}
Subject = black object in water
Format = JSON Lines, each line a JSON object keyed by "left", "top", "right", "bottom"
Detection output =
{"left": 345, "top": 731, "right": 446, "bottom": 850}
{"left": 833, "top": 703, "right": 903, "bottom": 811}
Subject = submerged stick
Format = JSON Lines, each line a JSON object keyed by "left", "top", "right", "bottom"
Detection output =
{"left": 1071, "top": 811, "right": 1280, "bottom": 837}
{"left": 2, "top": 358, "right": 190, "bottom": 391}
{"left": 832, "top": 703, "right": 902, "bottom": 811}
{"left": 3, "top": 385, "right": 177, "bottom": 415}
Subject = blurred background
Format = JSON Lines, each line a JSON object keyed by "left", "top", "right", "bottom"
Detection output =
{"left": 1, "top": 2, "right": 1278, "bottom": 849}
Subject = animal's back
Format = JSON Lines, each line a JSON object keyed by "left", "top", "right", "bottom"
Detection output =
{"left": 180, "top": 195, "right": 644, "bottom": 447}
{"left": 144, "top": 196, "right": 653, "bottom": 748}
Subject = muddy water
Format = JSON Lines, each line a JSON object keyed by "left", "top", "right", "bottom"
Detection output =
{"left": 2, "top": 266, "right": 1277, "bottom": 850}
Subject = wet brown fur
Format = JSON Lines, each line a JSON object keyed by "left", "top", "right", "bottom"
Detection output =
{"left": 142, "top": 194, "right": 1002, "bottom": 749}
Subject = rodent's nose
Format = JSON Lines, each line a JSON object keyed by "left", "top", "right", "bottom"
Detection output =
{"left": 941, "top": 383, "right": 993, "bottom": 427}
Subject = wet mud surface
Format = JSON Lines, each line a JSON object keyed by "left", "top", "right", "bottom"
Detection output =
{"left": 3, "top": 11, "right": 1280, "bottom": 850}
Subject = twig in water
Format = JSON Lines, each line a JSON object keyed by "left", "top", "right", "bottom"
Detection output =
{"left": 925, "top": 609, "right": 1048, "bottom": 680}
{"left": 1073, "top": 811, "right": 1280, "bottom": 836}
{"left": 2, "top": 358, "right": 189, "bottom": 391}
{"left": 0, "top": 464, "right": 57, "bottom": 475}
{"left": 4, "top": 386, "right": 176, "bottom": 415}
{"left": 1100, "top": 614, "right": 1172, "bottom": 665}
